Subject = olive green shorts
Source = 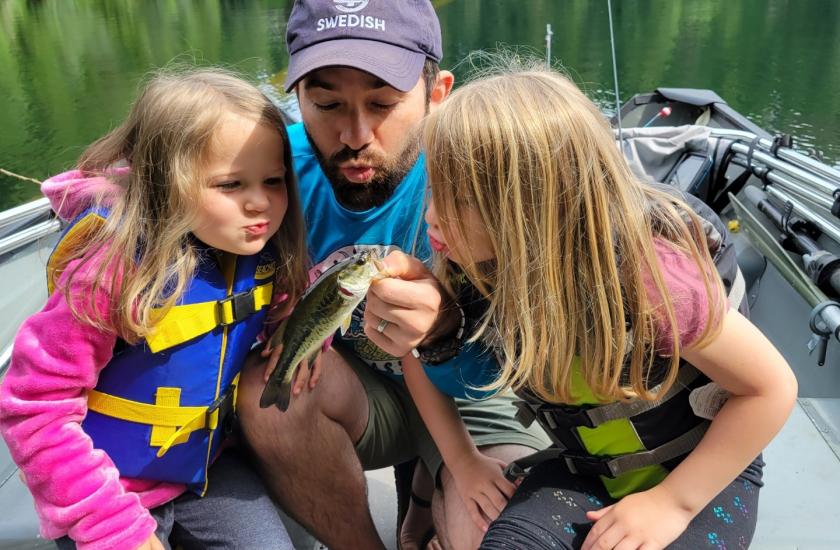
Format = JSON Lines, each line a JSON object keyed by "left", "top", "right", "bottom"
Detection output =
{"left": 342, "top": 347, "right": 551, "bottom": 478}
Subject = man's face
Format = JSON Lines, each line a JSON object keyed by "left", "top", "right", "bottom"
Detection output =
{"left": 298, "top": 67, "right": 428, "bottom": 211}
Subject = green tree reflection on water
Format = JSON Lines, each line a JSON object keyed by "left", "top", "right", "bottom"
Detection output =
{"left": 1, "top": 0, "right": 839, "bottom": 211}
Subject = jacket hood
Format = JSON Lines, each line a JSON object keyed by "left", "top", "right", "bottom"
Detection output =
{"left": 42, "top": 168, "right": 124, "bottom": 221}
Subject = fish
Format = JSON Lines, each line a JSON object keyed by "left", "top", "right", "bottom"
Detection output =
{"left": 259, "top": 251, "right": 388, "bottom": 411}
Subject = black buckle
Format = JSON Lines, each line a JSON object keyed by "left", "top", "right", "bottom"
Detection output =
{"left": 217, "top": 288, "right": 256, "bottom": 327}
{"left": 513, "top": 400, "right": 537, "bottom": 428}
{"left": 503, "top": 448, "right": 565, "bottom": 481}
{"left": 538, "top": 404, "right": 596, "bottom": 430}
{"left": 207, "top": 385, "right": 236, "bottom": 435}
{"left": 563, "top": 453, "right": 615, "bottom": 477}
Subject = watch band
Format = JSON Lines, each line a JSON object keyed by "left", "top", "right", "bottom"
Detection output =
{"left": 416, "top": 302, "right": 466, "bottom": 366}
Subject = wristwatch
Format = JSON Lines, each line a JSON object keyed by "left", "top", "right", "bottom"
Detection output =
{"left": 413, "top": 302, "right": 466, "bottom": 366}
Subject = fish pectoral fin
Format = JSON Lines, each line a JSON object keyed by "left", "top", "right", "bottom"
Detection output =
{"left": 267, "top": 317, "right": 289, "bottom": 349}
{"left": 339, "top": 313, "right": 353, "bottom": 336}
{"left": 306, "top": 349, "right": 321, "bottom": 369}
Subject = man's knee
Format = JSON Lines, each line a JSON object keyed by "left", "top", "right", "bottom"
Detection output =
{"left": 435, "top": 444, "right": 540, "bottom": 550}
{"left": 236, "top": 350, "right": 305, "bottom": 453}
{"left": 236, "top": 347, "right": 370, "bottom": 446}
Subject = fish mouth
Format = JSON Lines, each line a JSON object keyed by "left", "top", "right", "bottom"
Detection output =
{"left": 338, "top": 281, "right": 367, "bottom": 297}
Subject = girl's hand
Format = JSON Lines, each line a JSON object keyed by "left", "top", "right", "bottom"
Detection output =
{"left": 260, "top": 343, "right": 283, "bottom": 382}
{"left": 136, "top": 533, "right": 165, "bottom": 550}
{"left": 449, "top": 451, "right": 517, "bottom": 533}
{"left": 291, "top": 353, "right": 323, "bottom": 396}
{"left": 364, "top": 251, "right": 453, "bottom": 357}
{"left": 581, "top": 486, "right": 692, "bottom": 550}
{"left": 260, "top": 344, "right": 323, "bottom": 396}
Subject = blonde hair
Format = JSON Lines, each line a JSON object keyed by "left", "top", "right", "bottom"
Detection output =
{"left": 55, "top": 67, "right": 308, "bottom": 341}
{"left": 423, "top": 61, "right": 725, "bottom": 403}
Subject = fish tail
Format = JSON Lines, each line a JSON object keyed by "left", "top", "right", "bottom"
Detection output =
{"left": 259, "top": 379, "right": 292, "bottom": 411}
{"left": 258, "top": 379, "right": 281, "bottom": 408}
{"left": 276, "top": 382, "right": 293, "bottom": 411}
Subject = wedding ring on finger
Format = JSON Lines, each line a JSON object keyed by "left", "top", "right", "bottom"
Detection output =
{"left": 376, "top": 319, "right": 390, "bottom": 334}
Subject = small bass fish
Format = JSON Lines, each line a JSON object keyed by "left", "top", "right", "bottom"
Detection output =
{"left": 259, "top": 251, "right": 388, "bottom": 411}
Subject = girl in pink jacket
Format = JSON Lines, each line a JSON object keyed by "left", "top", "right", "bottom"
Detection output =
{"left": 0, "top": 68, "right": 308, "bottom": 550}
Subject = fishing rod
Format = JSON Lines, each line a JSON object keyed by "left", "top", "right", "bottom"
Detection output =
{"left": 545, "top": 24, "right": 553, "bottom": 67}
{"left": 709, "top": 130, "right": 840, "bottom": 214}
{"left": 744, "top": 186, "right": 840, "bottom": 365}
{"left": 729, "top": 156, "right": 840, "bottom": 235}
{"left": 710, "top": 129, "right": 840, "bottom": 187}
{"left": 606, "top": 0, "right": 623, "bottom": 145}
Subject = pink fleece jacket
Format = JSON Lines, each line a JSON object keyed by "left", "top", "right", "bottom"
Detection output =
{"left": 0, "top": 171, "right": 183, "bottom": 550}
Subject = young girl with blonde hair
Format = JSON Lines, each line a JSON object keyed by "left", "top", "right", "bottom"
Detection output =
{"left": 397, "top": 64, "right": 796, "bottom": 549}
{"left": 0, "top": 68, "right": 308, "bottom": 550}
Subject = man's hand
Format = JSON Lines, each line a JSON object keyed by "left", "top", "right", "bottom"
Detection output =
{"left": 364, "top": 251, "right": 457, "bottom": 357}
{"left": 581, "top": 485, "right": 693, "bottom": 550}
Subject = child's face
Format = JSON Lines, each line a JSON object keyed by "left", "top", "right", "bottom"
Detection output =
{"left": 192, "top": 112, "right": 288, "bottom": 255}
{"left": 425, "top": 194, "right": 494, "bottom": 266}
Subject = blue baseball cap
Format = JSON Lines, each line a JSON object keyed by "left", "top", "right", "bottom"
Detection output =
{"left": 284, "top": 0, "right": 443, "bottom": 93}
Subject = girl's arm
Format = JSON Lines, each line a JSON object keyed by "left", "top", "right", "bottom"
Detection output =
{"left": 401, "top": 354, "right": 515, "bottom": 532}
{"left": 0, "top": 266, "right": 158, "bottom": 550}
{"left": 583, "top": 308, "right": 797, "bottom": 550}
{"left": 657, "top": 308, "right": 796, "bottom": 515}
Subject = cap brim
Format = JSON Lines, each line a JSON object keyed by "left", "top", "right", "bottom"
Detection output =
{"left": 284, "top": 38, "right": 426, "bottom": 93}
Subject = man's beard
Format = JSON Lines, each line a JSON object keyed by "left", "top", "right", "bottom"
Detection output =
{"left": 306, "top": 128, "right": 422, "bottom": 211}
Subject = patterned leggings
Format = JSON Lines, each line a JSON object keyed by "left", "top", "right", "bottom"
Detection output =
{"left": 480, "top": 457, "right": 763, "bottom": 550}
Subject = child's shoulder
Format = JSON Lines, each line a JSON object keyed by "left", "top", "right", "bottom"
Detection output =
{"left": 646, "top": 238, "right": 720, "bottom": 352}
{"left": 42, "top": 169, "right": 123, "bottom": 221}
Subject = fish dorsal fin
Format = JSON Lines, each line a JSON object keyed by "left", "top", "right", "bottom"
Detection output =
{"left": 339, "top": 312, "right": 353, "bottom": 336}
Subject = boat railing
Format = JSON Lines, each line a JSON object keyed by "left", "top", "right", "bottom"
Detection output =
{"left": 0, "top": 198, "right": 60, "bottom": 257}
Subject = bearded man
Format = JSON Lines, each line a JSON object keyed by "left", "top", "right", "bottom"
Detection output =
{"left": 236, "top": 2, "right": 549, "bottom": 549}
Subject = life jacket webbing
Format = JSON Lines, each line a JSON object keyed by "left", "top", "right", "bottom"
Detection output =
{"left": 87, "top": 372, "right": 240, "bottom": 458}
{"left": 567, "top": 422, "right": 709, "bottom": 477}
{"left": 729, "top": 266, "right": 746, "bottom": 312}
{"left": 505, "top": 421, "right": 709, "bottom": 480}
{"left": 145, "top": 281, "right": 273, "bottom": 353}
{"left": 574, "top": 365, "right": 699, "bottom": 428}
{"left": 515, "top": 365, "right": 700, "bottom": 430}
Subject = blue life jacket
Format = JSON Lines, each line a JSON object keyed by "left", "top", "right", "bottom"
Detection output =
{"left": 47, "top": 207, "right": 277, "bottom": 495}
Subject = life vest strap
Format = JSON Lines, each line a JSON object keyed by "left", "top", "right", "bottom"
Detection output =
{"left": 563, "top": 421, "right": 709, "bottom": 477}
{"left": 146, "top": 281, "right": 273, "bottom": 352}
{"left": 582, "top": 365, "right": 700, "bottom": 427}
{"left": 729, "top": 267, "right": 746, "bottom": 311}
{"left": 514, "top": 365, "right": 700, "bottom": 430}
{"left": 505, "top": 421, "right": 709, "bottom": 480}
{"left": 87, "top": 377, "right": 239, "bottom": 458}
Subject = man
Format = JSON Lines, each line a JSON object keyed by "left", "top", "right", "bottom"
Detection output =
{"left": 236, "top": 2, "right": 548, "bottom": 549}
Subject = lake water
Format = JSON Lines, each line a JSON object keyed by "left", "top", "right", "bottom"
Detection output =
{"left": 1, "top": 0, "right": 839, "bottom": 210}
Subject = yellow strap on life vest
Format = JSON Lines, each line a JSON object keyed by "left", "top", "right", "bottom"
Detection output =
{"left": 46, "top": 212, "right": 107, "bottom": 294}
{"left": 88, "top": 388, "right": 207, "bottom": 426}
{"left": 145, "top": 282, "right": 273, "bottom": 353}
{"left": 87, "top": 373, "right": 241, "bottom": 458}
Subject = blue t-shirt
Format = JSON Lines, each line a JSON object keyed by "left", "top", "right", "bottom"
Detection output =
{"left": 288, "top": 123, "right": 496, "bottom": 399}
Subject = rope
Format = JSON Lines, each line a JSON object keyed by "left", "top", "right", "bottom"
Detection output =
{"left": 0, "top": 168, "right": 42, "bottom": 185}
